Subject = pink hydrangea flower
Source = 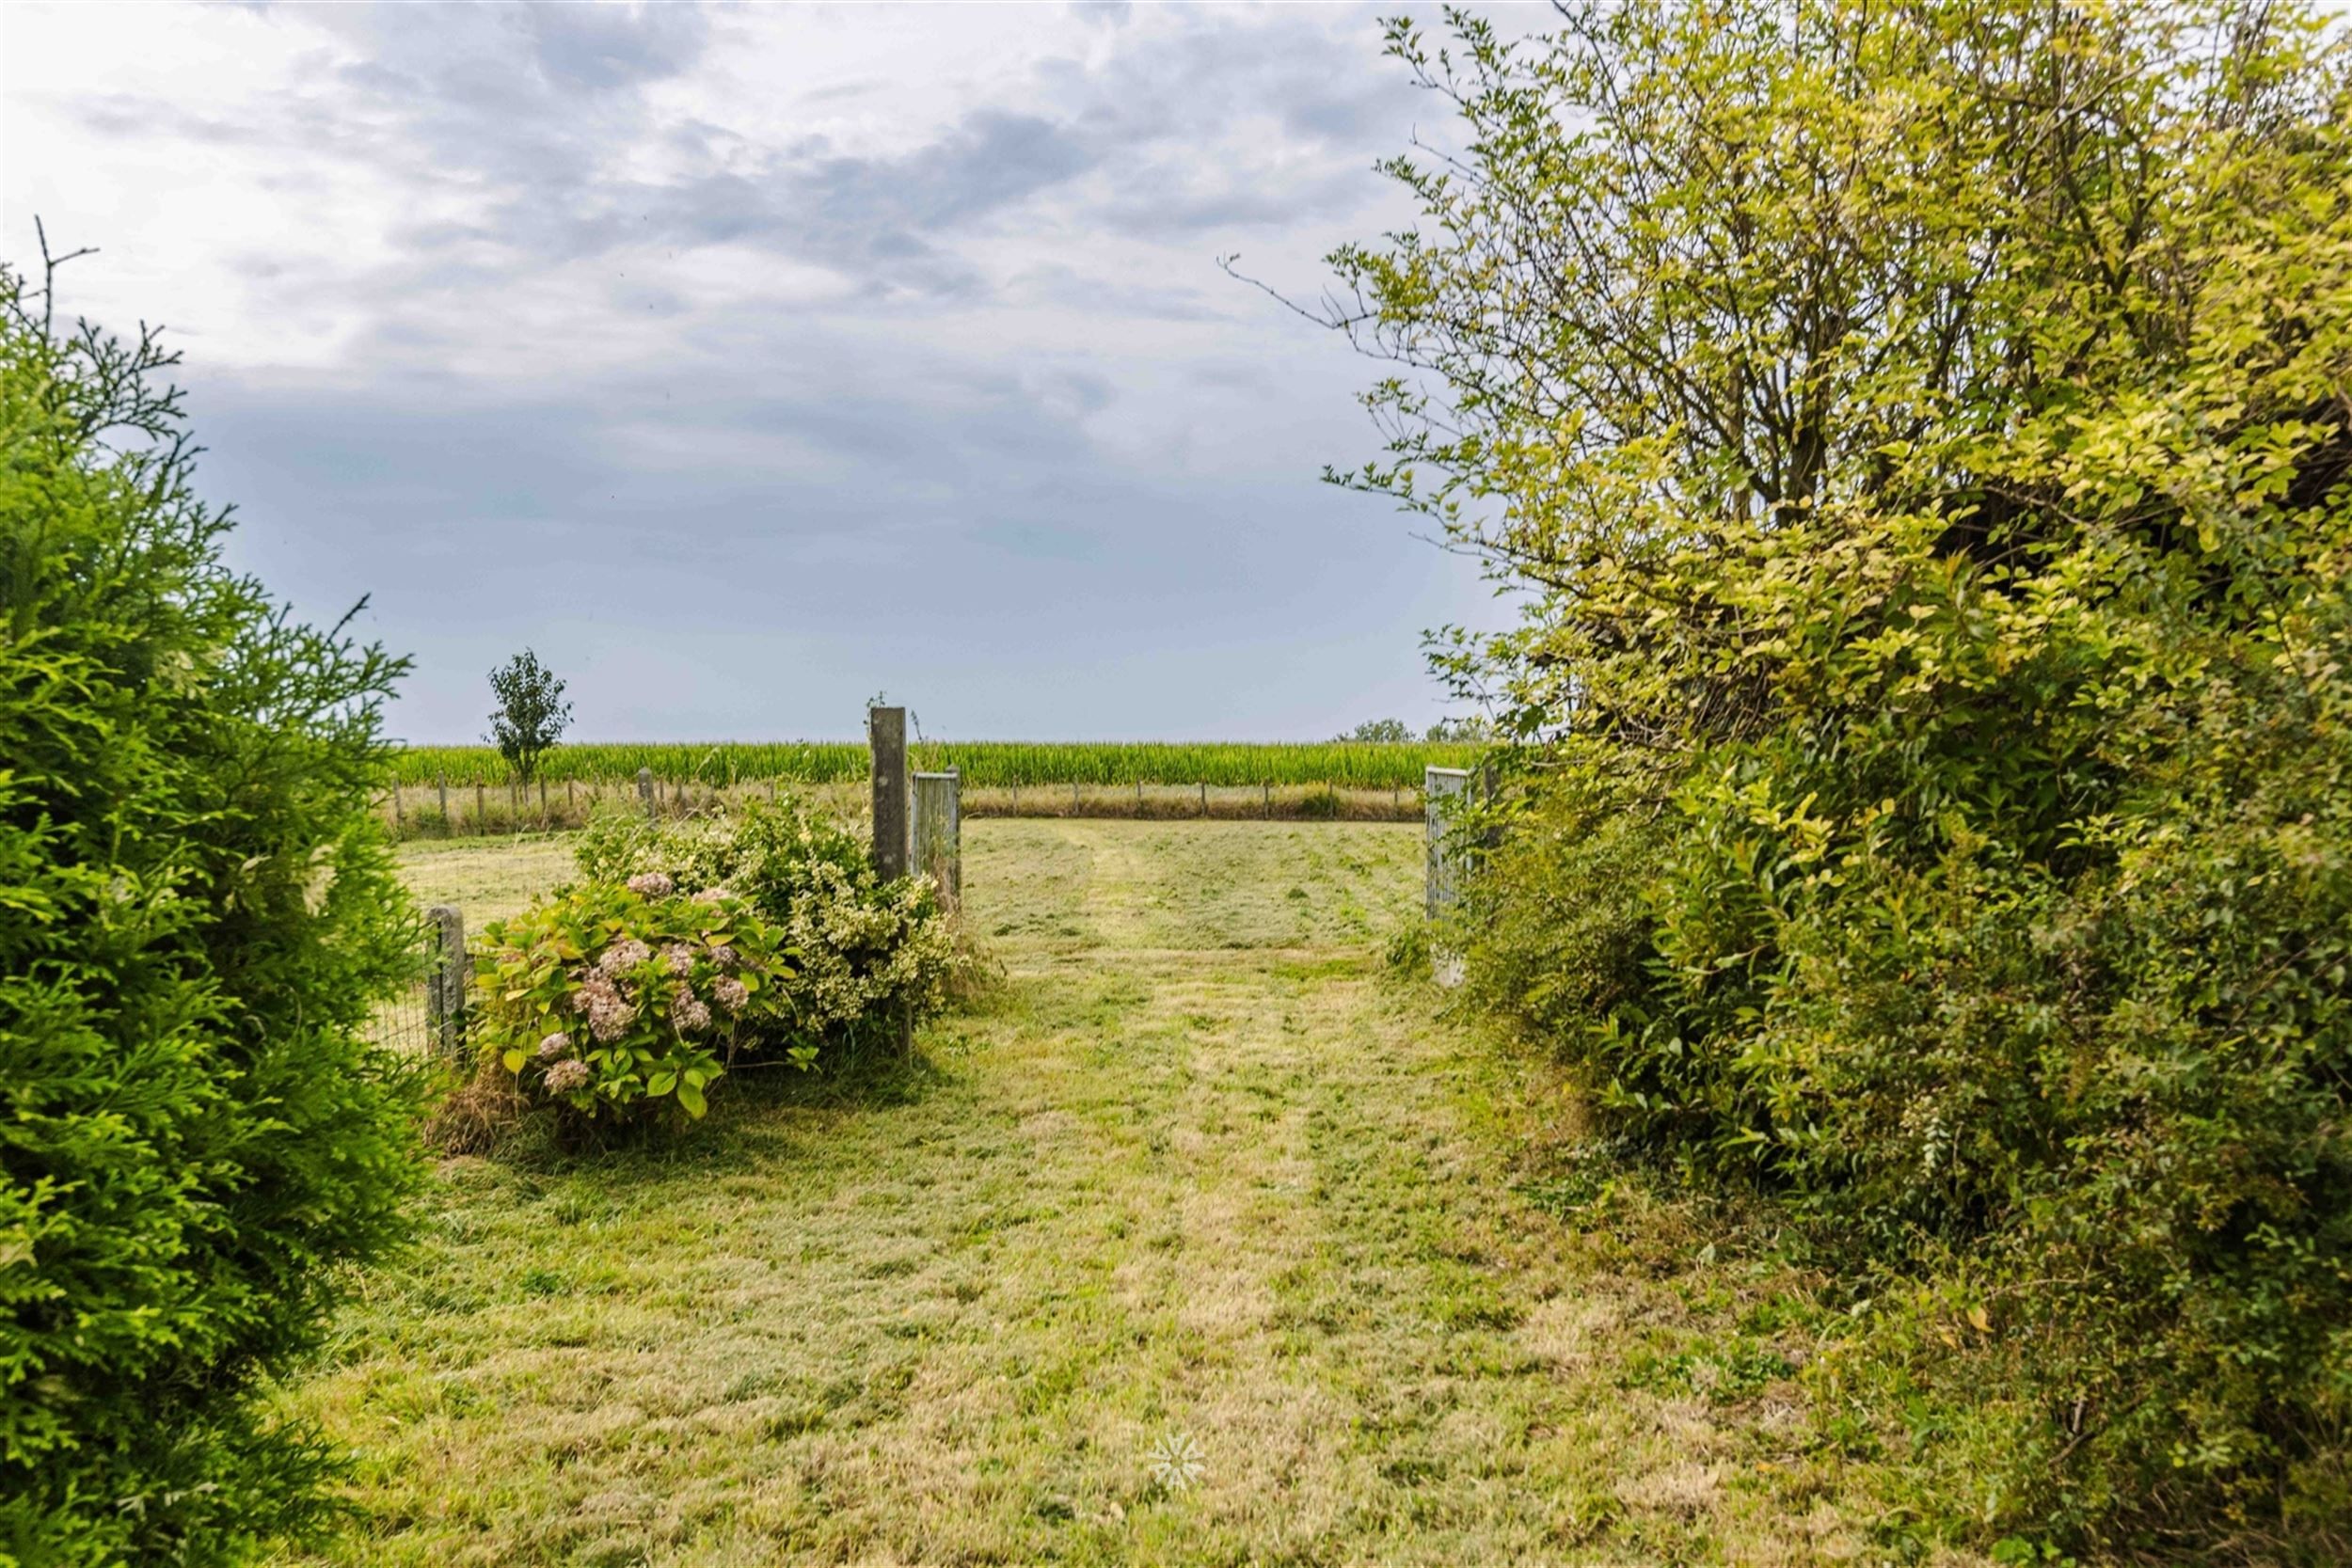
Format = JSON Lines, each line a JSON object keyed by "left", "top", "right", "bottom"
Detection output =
{"left": 691, "top": 888, "right": 729, "bottom": 906}
{"left": 544, "top": 1058, "right": 593, "bottom": 1095}
{"left": 711, "top": 975, "right": 750, "bottom": 1014}
{"left": 536, "top": 1031, "right": 572, "bottom": 1061}
{"left": 662, "top": 942, "right": 695, "bottom": 976}
{"left": 596, "top": 938, "right": 653, "bottom": 975}
{"left": 672, "top": 989, "right": 713, "bottom": 1034}
{"left": 577, "top": 975, "right": 638, "bottom": 1042}
{"left": 707, "top": 943, "right": 739, "bottom": 971}
{"left": 626, "top": 871, "right": 675, "bottom": 896}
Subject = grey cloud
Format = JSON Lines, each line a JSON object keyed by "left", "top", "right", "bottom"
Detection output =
{"left": 19, "top": 1, "right": 1507, "bottom": 740}
{"left": 521, "top": 4, "right": 711, "bottom": 92}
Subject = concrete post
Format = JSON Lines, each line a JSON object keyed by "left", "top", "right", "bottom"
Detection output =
{"left": 868, "top": 705, "right": 908, "bottom": 881}
{"left": 637, "top": 767, "right": 656, "bottom": 821}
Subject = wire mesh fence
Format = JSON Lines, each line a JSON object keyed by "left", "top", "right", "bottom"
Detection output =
{"left": 367, "top": 906, "right": 469, "bottom": 1058}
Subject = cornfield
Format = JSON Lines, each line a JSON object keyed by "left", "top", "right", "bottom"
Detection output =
{"left": 389, "top": 740, "right": 1481, "bottom": 791}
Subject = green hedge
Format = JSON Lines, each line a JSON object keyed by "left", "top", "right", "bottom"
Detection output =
{"left": 0, "top": 269, "right": 421, "bottom": 1562}
{"left": 1356, "top": 0, "right": 2352, "bottom": 1551}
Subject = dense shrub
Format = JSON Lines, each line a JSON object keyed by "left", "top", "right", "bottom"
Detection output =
{"left": 0, "top": 266, "right": 421, "bottom": 1562}
{"left": 1344, "top": 0, "right": 2352, "bottom": 1551}
{"left": 474, "top": 879, "right": 799, "bottom": 1127}
{"left": 578, "top": 795, "right": 957, "bottom": 1050}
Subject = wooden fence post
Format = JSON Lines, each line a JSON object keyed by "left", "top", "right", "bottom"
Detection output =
{"left": 391, "top": 786, "right": 403, "bottom": 835}
{"left": 1136, "top": 779, "right": 1143, "bottom": 816}
{"left": 437, "top": 777, "right": 450, "bottom": 832}
{"left": 1199, "top": 781, "right": 1207, "bottom": 817}
{"left": 868, "top": 705, "right": 909, "bottom": 881}
{"left": 475, "top": 781, "right": 486, "bottom": 832}
{"left": 1263, "top": 782, "right": 1271, "bottom": 818}
{"left": 1072, "top": 780, "right": 1081, "bottom": 816}
{"left": 425, "top": 904, "right": 469, "bottom": 1059}
{"left": 637, "top": 767, "right": 656, "bottom": 822}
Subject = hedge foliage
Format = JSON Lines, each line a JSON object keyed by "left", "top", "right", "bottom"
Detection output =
{"left": 1343, "top": 0, "right": 2352, "bottom": 1553}
{"left": 0, "top": 267, "right": 421, "bottom": 1562}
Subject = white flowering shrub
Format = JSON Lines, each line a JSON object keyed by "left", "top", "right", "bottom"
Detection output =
{"left": 474, "top": 882, "right": 802, "bottom": 1125}
{"left": 576, "top": 793, "right": 960, "bottom": 1053}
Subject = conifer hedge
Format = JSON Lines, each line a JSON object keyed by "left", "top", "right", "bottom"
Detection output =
{"left": 0, "top": 262, "right": 421, "bottom": 1562}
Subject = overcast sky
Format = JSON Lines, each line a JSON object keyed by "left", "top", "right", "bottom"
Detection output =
{"left": 1, "top": 2, "right": 1518, "bottom": 743}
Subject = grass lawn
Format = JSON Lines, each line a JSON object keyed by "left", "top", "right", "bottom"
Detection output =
{"left": 281, "top": 819, "right": 1943, "bottom": 1566}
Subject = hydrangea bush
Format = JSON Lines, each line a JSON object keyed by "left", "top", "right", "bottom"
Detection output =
{"left": 577, "top": 793, "right": 958, "bottom": 1051}
{"left": 474, "top": 879, "right": 801, "bottom": 1124}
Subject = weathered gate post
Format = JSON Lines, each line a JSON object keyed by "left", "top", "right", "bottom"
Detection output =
{"left": 424, "top": 904, "right": 469, "bottom": 1059}
{"left": 869, "top": 705, "right": 909, "bottom": 880}
{"left": 637, "top": 767, "right": 656, "bottom": 822}
{"left": 437, "top": 777, "right": 450, "bottom": 832}
{"left": 869, "top": 706, "right": 914, "bottom": 1054}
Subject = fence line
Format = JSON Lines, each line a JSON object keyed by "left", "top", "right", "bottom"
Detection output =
{"left": 373, "top": 778, "right": 1439, "bottom": 839}
{"left": 369, "top": 905, "right": 471, "bottom": 1058}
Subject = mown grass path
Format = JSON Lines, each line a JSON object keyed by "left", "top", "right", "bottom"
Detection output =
{"left": 287, "top": 821, "right": 1880, "bottom": 1566}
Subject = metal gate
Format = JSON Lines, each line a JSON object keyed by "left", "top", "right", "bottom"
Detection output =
{"left": 1424, "top": 766, "right": 1474, "bottom": 919}
{"left": 913, "top": 768, "right": 961, "bottom": 912}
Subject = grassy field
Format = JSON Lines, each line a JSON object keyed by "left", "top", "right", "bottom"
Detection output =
{"left": 389, "top": 740, "right": 1480, "bottom": 789}
{"left": 290, "top": 820, "right": 1955, "bottom": 1566}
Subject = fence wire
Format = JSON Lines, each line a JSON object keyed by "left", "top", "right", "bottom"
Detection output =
{"left": 369, "top": 911, "right": 466, "bottom": 1057}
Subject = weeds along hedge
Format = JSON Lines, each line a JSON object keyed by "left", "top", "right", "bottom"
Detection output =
{"left": 390, "top": 739, "right": 1478, "bottom": 790}
{"left": 0, "top": 270, "right": 421, "bottom": 1561}
{"left": 1353, "top": 0, "right": 2352, "bottom": 1554}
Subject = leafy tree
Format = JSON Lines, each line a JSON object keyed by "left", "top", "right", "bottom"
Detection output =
{"left": 485, "top": 647, "right": 571, "bottom": 784}
{"left": 1335, "top": 717, "right": 1411, "bottom": 742}
{"left": 0, "top": 246, "right": 421, "bottom": 1561}
{"left": 1325, "top": 0, "right": 2352, "bottom": 1549}
{"left": 1422, "top": 716, "right": 1491, "bottom": 744}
